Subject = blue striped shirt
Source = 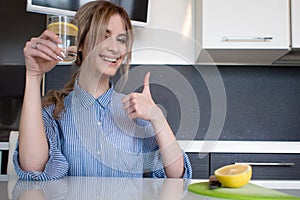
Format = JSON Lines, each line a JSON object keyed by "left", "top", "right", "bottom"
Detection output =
{"left": 13, "top": 81, "right": 192, "bottom": 180}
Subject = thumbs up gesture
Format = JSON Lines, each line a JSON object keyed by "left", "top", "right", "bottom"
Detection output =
{"left": 122, "top": 72, "right": 185, "bottom": 178}
{"left": 122, "top": 72, "right": 161, "bottom": 121}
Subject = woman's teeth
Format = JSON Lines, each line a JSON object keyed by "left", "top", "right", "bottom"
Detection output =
{"left": 102, "top": 56, "right": 117, "bottom": 62}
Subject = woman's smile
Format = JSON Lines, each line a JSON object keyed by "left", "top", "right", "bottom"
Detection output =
{"left": 100, "top": 55, "right": 119, "bottom": 63}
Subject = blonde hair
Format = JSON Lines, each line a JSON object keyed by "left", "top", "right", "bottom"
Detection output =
{"left": 42, "top": 0, "right": 133, "bottom": 119}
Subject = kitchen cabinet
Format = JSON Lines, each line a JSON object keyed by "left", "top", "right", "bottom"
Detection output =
{"left": 292, "top": 0, "right": 300, "bottom": 48}
{"left": 195, "top": 0, "right": 290, "bottom": 65}
{"left": 0, "top": 0, "right": 46, "bottom": 65}
{"left": 187, "top": 153, "right": 209, "bottom": 179}
{"left": 200, "top": 0, "right": 289, "bottom": 49}
{"left": 183, "top": 140, "right": 300, "bottom": 180}
{"left": 187, "top": 151, "right": 300, "bottom": 180}
{"left": 131, "top": 0, "right": 195, "bottom": 64}
{"left": 0, "top": 65, "right": 25, "bottom": 176}
{"left": 210, "top": 153, "right": 300, "bottom": 180}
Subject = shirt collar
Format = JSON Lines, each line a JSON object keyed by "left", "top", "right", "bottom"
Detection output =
{"left": 73, "top": 80, "right": 113, "bottom": 109}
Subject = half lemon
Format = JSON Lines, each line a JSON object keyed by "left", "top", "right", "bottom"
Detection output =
{"left": 47, "top": 22, "right": 78, "bottom": 36}
{"left": 214, "top": 164, "right": 252, "bottom": 188}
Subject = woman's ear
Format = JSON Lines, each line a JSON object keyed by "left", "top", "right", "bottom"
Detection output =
{"left": 75, "top": 50, "right": 83, "bottom": 66}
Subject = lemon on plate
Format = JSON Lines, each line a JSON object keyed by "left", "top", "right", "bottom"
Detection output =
{"left": 47, "top": 22, "right": 78, "bottom": 36}
{"left": 214, "top": 164, "right": 252, "bottom": 188}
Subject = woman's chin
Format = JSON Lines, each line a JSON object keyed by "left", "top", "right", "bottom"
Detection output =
{"left": 102, "top": 66, "right": 119, "bottom": 77}
{"left": 104, "top": 61, "right": 122, "bottom": 75}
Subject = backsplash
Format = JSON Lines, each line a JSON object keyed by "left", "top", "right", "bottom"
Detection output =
{"left": 1, "top": 65, "right": 300, "bottom": 141}
{"left": 43, "top": 65, "right": 300, "bottom": 142}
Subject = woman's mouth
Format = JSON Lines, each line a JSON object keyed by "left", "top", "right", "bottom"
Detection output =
{"left": 100, "top": 55, "right": 119, "bottom": 63}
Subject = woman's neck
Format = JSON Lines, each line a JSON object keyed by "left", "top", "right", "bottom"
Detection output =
{"left": 94, "top": 78, "right": 110, "bottom": 98}
{"left": 78, "top": 71, "right": 110, "bottom": 98}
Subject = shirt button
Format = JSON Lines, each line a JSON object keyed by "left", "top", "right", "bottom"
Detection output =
{"left": 97, "top": 121, "right": 101, "bottom": 126}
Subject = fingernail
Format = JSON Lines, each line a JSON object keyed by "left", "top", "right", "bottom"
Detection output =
{"left": 57, "top": 55, "right": 64, "bottom": 61}
{"left": 60, "top": 51, "right": 66, "bottom": 58}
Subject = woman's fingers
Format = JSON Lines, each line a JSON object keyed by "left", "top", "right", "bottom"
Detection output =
{"left": 39, "top": 29, "right": 61, "bottom": 43}
{"left": 25, "top": 42, "right": 56, "bottom": 62}
{"left": 31, "top": 37, "right": 65, "bottom": 61}
{"left": 23, "top": 29, "right": 68, "bottom": 76}
{"left": 122, "top": 73, "right": 156, "bottom": 120}
{"left": 25, "top": 30, "right": 65, "bottom": 61}
{"left": 123, "top": 94, "right": 136, "bottom": 113}
{"left": 125, "top": 106, "right": 136, "bottom": 116}
{"left": 33, "top": 40, "right": 65, "bottom": 61}
{"left": 122, "top": 92, "right": 153, "bottom": 120}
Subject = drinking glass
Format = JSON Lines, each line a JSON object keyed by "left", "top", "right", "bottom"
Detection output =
{"left": 47, "top": 15, "right": 78, "bottom": 64}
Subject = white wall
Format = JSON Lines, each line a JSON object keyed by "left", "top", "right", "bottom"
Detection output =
{"left": 131, "top": 0, "right": 195, "bottom": 65}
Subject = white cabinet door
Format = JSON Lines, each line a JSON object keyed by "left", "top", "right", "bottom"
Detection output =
{"left": 292, "top": 0, "right": 300, "bottom": 48}
{"left": 201, "top": 0, "right": 290, "bottom": 49}
{"left": 131, "top": 0, "right": 195, "bottom": 64}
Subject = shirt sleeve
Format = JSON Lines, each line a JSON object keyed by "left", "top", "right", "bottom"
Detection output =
{"left": 150, "top": 151, "right": 192, "bottom": 179}
{"left": 13, "top": 108, "right": 69, "bottom": 181}
{"left": 137, "top": 118, "right": 193, "bottom": 179}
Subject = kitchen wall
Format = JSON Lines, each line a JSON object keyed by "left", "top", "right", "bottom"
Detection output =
{"left": 45, "top": 65, "right": 300, "bottom": 142}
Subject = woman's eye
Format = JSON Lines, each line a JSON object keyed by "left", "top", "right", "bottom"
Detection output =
{"left": 117, "top": 38, "right": 126, "bottom": 44}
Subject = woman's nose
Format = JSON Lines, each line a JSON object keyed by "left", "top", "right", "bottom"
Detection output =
{"left": 106, "top": 36, "right": 119, "bottom": 53}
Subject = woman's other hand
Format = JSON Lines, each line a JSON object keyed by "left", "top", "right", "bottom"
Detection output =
{"left": 122, "top": 72, "right": 184, "bottom": 178}
{"left": 122, "top": 72, "right": 163, "bottom": 122}
{"left": 23, "top": 30, "right": 65, "bottom": 77}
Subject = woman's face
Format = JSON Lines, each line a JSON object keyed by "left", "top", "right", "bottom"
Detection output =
{"left": 83, "top": 14, "right": 128, "bottom": 78}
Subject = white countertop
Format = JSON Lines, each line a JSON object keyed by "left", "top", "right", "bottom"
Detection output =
{"left": 1, "top": 177, "right": 299, "bottom": 200}
{"left": 179, "top": 140, "right": 300, "bottom": 153}
{"left": 1, "top": 177, "right": 187, "bottom": 200}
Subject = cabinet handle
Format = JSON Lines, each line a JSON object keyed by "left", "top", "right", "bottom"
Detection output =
{"left": 235, "top": 162, "right": 295, "bottom": 166}
{"left": 223, "top": 36, "right": 273, "bottom": 42}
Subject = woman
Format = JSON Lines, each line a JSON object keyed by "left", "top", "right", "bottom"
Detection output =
{"left": 14, "top": 0, "right": 192, "bottom": 180}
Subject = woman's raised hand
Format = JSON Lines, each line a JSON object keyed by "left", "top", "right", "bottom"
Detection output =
{"left": 122, "top": 72, "right": 163, "bottom": 122}
{"left": 23, "top": 30, "right": 65, "bottom": 77}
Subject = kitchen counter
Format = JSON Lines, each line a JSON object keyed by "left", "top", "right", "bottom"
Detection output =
{"left": 0, "top": 176, "right": 299, "bottom": 200}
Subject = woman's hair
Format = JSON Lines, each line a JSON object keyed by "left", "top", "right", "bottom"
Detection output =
{"left": 42, "top": 0, "right": 133, "bottom": 119}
